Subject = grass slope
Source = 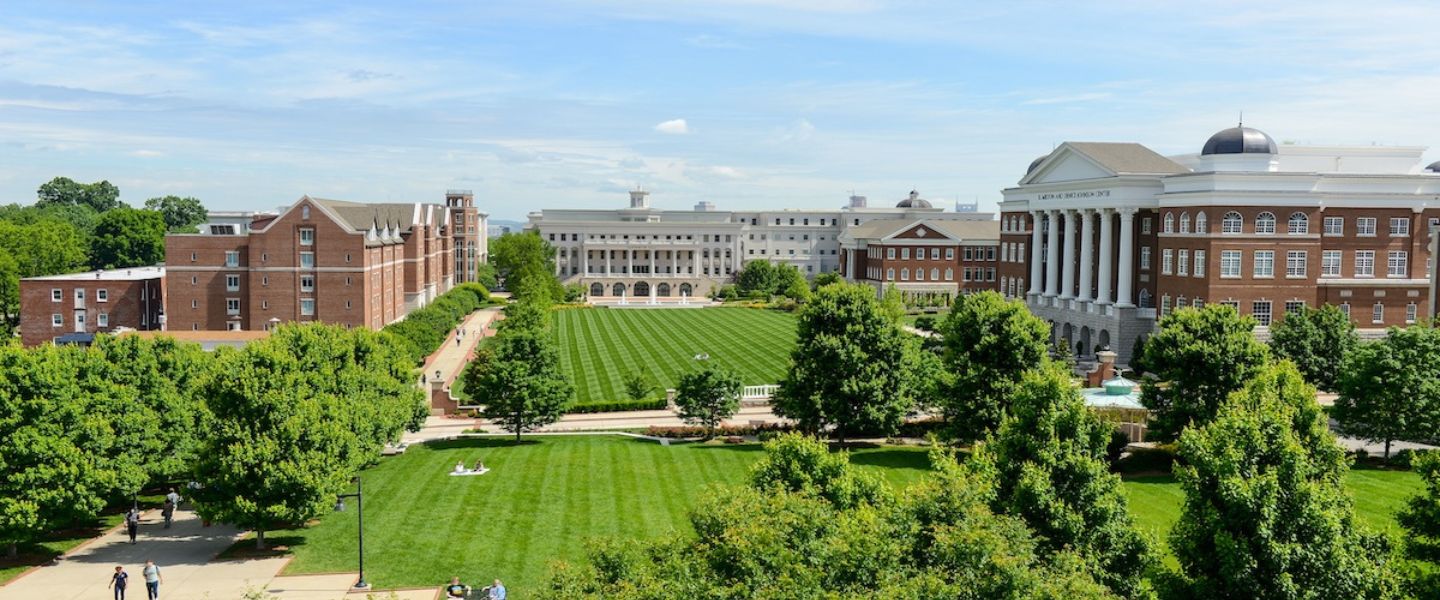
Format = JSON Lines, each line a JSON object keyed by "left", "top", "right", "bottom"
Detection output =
{"left": 280, "top": 436, "right": 1422, "bottom": 595}
{"left": 552, "top": 307, "right": 798, "bottom": 405}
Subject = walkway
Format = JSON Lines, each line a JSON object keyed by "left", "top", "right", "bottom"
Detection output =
{"left": 421, "top": 306, "right": 504, "bottom": 390}
{"left": 403, "top": 404, "right": 785, "bottom": 444}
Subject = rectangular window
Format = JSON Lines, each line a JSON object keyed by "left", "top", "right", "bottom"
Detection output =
{"left": 301, "top": 275, "right": 315, "bottom": 292}
{"left": 300, "top": 252, "right": 315, "bottom": 268}
{"left": 301, "top": 299, "right": 316, "bottom": 316}
{"left": 1220, "top": 250, "right": 1242, "bottom": 278}
{"left": 1388, "top": 251, "right": 1408, "bottom": 277}
{"left": 1142, "top": 217, "right": 1152, "bottom": 235}
{"left": 1161, "top": 249, "right": 1173, "bottom": 275}
{"left": 1407, "top": 303, "right": 1418, "bottom": 324}
{"left": 224, "top": 251, "right": 239, "bottom": 267}
{"left": 1253, "top": 250, "right": 1274, "bottom": 278}
{"left": 987, "top": 248, "right": 996, "bottom": 261}
{"left": 96, "top": 289, "right": 108, "bottom": 302}
{"left": 1372, "top": 303, "right": 1385, "bottom": 324}
{"left": 1354, "top": 250, "right": 1375, "bottom": 277}
{"left": 226, "top": 298, "right": 240, "bottom": 316}
{"left": 930, "top": 248, "right": 940, "bottom": 260}
{"left": 226, "top": 274, "right": 240, "bottom": 292}
{"left": 1339, "top": 303, "right": 1351, "bottom": 319}
{"left": 1321, "top": 250, "right": 1342, "bottom": 277}
{"left": 1324, "top": 217, "right": 1343, "bottom": 236}
{"left": 886, "top": 248, "right": 895, "bottom": 259}
{"left": 51, "top": 288, "right": 61, "bottom": 302}
{"left": 987, "top": 268, "right": 996, "bottom": 281}
{"left": 1252, "top": 301, "right": 1273, "bottom": 326}
{"left": 901, "top": 248, "right": 910, "bottom": 259}
{"left": 1177, "top": 249, "right": 1189, "bottom": 276}
{"left": 191, "top": 299, "right": 198, "bottom": 309}
{"left": 1357, "top": 217, "right": 1377, "bottom": 236}
{"left": 1194, "top": 250, "right": 1206, "bottom": 277}
{"left": 1286, "top": 250, "right": 1307, "bottom": 278}
{"left": 1390, "top": 217, "right": 1409, "bottom": 237}
{"left": 1285, "top": 300, "right": 1305, "bottom": 315}
{"left": 1140, "top": 247, "right": 1152, "bottom": 270}
{"left": 945, "top": 248, "right": 955, "bottom": 260}
{"left": 1160, "top": 295, "right": 1171, "bottom": 316}
{"left": 52, "top": 313, "right": 62, "bottom": 327}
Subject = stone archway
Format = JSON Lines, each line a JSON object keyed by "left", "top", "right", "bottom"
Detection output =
{"left": 679, "top": 283, "right": 693, "bottom": 297}
{"left": 1048, "top": 320, "right": 1058, "bottom": 346}
{"left": 1061, "top": 323, "right": 1074, "bottom": 347}
{"left": 1097, "top": 329, "right": 1111, "bottom": 352}
{"left": 613, "top": 282, "right": 627, "bottom": 296}
{"left": 634, "top": 281, "right": 651, "bottom": 297}
{"left": 657, "top": 282, "right": 671, "bottom": 296}
{"left": 590, "top": 282, "right": 604, "bottom": 297}
{"left": 1079, "top": 326, "right": 1092, "bottom": 357}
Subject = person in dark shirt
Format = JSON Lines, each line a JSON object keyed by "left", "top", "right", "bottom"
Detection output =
{"left": 109, "top": 565, "right": 129, "bottom": 600}
{"left": 444, "top": 576, "right": 470, "bottom": 598}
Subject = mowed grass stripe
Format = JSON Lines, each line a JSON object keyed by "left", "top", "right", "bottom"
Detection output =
{"left": 553, "top": 308, "right": 797, "bottom": 405}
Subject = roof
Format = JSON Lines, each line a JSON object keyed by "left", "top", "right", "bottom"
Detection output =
{"left": 1065, "top": 142, "right": 1189, "bottom": 175}
{"left": 23, "top": 266, "right": 165, "bottom": 282}
{"left": 124, "top": 329, "right": 270, "bottom": 350}
{"left": 844, "top": 219, "right": 999, "bottom": 242}
{"left": 310, "top": 198, "right": 421, "bottom": 233}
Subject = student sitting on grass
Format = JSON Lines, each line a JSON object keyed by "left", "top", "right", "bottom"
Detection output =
{"left": 445, "top": 576, "right": 470, "bottom": 598}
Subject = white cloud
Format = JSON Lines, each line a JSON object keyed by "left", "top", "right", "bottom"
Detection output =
{"left": 654, "top": 118, "right": 689, "bottom": 134}
{"left": 130, "top": 149, "right": 164, "bottom": 158}
{"left": 1022, "top": 92, "right": 1113, "bottom": 106}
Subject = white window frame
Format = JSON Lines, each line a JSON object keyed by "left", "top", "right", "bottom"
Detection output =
{"left": 1323, "top": 217, "right": 1343, "bottom": 236}
{"left": 1286, "top": 250, "right": 1307, "bottom": 278}
{"left": 945, "top": 248, "right": 955, "bottom": 260}
{"left": 226, "top": 274, "right": 240, "bottom": 292}
{"left": 1222, "top": 212, "right": 1243, "bottom": 234}
{"left": 886, "top": 248, "right": 895, "bottom": 260}
{"left": 1161, "top": 249, "right": 1173, "bottom": 275}
{"left": 1407, "top": 303, "right": 1418, "bottom": 324}
{"left": 1288, "top": 212, "right": 1308, "bottom": 235}
{"left": 226, "top": 298, "right": 240, "bottom": 316}
{"left": 1387, "top": 251, "right": 1408, "bottom": 278}
{"left": 51, "top": 288, "right": 62, "bottom": 302}
{"left": 945, "top": 268, "right": 953, "bottom": 281}
{"left": 1194, "top": 250, "right": 1205, "bottom": 277}
{"left": 1253, "top": 250, "right": 1275, "bottom": 278}
{"left": 1390, "top": 217, "right": 1410, "bottom": 237}
{"left": 1372, "top": 303, "right": 1384, "bottom": 324}
{"left": 1195, "top": 212, "right": 1207, "bottom": 233}
{"left": 1354, "top": 250, "right": 1375, "bottom": 277}
{"left": 96, "top": 289, "right": 108, "bottom": 303}
{"left": 97, "top": 313, "right": 109, "bottom": 328}
{"left": 301, "top": 298, "right": 316, "bottom": 316}
{"left": 301, "top": 275, "right": 316, "bottom": 292}
{"left": 1163, "top": 213, "right": 1174, "bottom": 234}
{"left": 1179, "top": 213, "right": 1190, "bottom": 234}
{"left": 1321, "top": 250, "right": 1341, "bottom": 277}
{"left": 1255, "top": 212, "right": 1276, "bottom": 235}
{"left": 300, "top": 252, "right": 315, "bottom": 269}
{"left": 1252, "top": 300, "right": 1273, "bottom": 326}
{"left": 1357, "top": 217, "right": 1377, "bottom": 237}
{"left": 1177, "top": 249, "right": 1189, "bottom": 276}
{"left": 225, "top": 251, "right": 240, "bottom": 267}
{"left": 1140, "top": 247, "right": 1151, "bottom": 270}
{"left": 52, "top": 313, "right": 62, "bottom": 327}
{"left": 1220, "top": 250, "right": 1241, "bottom": 278}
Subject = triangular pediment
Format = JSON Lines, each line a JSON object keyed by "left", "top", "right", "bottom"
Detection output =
{"left": 882, "top": 220, "right": 961, "bottom": 242}
{"left": 1021, "top": 145, "right": 1117, "bottom": 185}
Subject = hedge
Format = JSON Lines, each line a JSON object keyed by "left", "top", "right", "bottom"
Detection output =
{"left": 566, "top": 399, "right": 668, "bottom": 414}
{"left": 382, "top": 283, "right": 492, "bottom": 364}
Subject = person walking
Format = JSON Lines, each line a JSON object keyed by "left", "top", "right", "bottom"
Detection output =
{"left": 125, "top": 507, "right": 140, "bottom": 544}
{"left": 141, "top": 559, "right": 162, "bottom": 599}
{"left": 109, "top": 565, "right": 129, "bottom": 600}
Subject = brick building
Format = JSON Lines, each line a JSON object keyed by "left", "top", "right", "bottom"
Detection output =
{"left": 838, "top": 218, "right": 1000, "bottom": 303}
{"left": 445, "top": 190, "right": 489, "bottom": 284}
{"left": 999, "top": 126, "right": 1440, "bottom": 364}
{"left": 19, "top": 266, "right": 165, "bottom": 346}
{"left": 164, "top": 194, "right": 482, "bottom": 332}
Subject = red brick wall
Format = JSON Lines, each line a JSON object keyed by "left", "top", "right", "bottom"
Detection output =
{"left": 20, "top": 276, "right": 163, "bottom": 346}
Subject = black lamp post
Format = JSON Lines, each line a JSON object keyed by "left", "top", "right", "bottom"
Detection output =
{"left": 334, "top": 476, "right": 369, "bottom": 590}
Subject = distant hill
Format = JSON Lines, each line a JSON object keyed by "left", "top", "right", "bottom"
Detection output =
{"left": 488, "top": 219, "right": 525, "bottom": 236}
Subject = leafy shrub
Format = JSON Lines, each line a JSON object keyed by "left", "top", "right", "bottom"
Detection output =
{"left": 1390, "top": 448, "right": 1429, "bottom": 469}
{"left": 381, "top": 283, "right": 491, "bottom": 364}
{"left": 645, "top": 423, "right": 796, "bottom": 438}
{"left": 1114, "top": 443, "right": 1177, "bottom": 475}
{"left": 913, "top": 316, "right": 935, "bottom": 331}
{"left": 1106, "top": 427, "right": 1130, "bottom": 469}
{"left": 567, "top": 399, "right": 668, "bottom": 414}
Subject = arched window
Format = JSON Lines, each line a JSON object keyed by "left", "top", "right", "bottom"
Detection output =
{"left": 613, "top": 282, "right": 627, "bottom": 296}
{"left": 1288, "top": 212, "right": 1308, "bottom": 234}
{"left": 945, "top": 268, "right": 954, "bottom": 281}
{"left": 1179, "top": 213, "right": 1191, "bottom": 234}
{"left": 901, "top": 268, "right": 910, "bottom": 281}
{"left": 679, "top": 283, "right": 693, "bottom": 296}
{"left": 1255, "top": 212, "right": 1276, "bottom": 234}
{"left": 590, "top": 282, "right": 603, "bottom": 297}
{"left": 931, "top": 268, "right": 939, "bottom": 281}
{"left": 915, "top": 268, "right": 924, "bottom": 281}
{"left": 1163, "top": 213, "right": 1175, "bottom": 233}
{"left": 657, "top": 283, "right": 671, "bottom": 296}
{"left": 1195, "top": 212, "right": 1207, "bottom": 233}
{"left": 886, "top": 268, "right": 895, "bottom": 280}
{"left": 634, "top": 281, "right": 650, "bottom": 297}
{"left": 1222, "top": 211, "right": 1243, "bottom": 234}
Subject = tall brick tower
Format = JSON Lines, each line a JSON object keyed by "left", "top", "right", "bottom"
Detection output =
{"left": 446, "top": 190, "right": 487, "bottom": 284}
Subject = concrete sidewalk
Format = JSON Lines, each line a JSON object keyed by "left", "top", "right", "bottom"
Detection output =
{"left": 420, "top": 307, "right": 504, "bottom": 392}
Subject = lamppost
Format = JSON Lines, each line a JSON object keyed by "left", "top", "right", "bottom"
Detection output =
{"left": 333, "top": 476, "right": 368, "bottom": 590}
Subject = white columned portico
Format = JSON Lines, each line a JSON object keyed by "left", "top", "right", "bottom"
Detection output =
{"left": 1059, "top": 210, "right": 1077, "bottom": 300}
{"left": 1096, "top": 209, "right": 1114, "bottom": 305}
{"left": 1115, "top": 208, "right": 1137, "bottom": 308}
{"left": 672, "top": 249, "right": 677, "bottom": 275}
{"left": 1078, "top": 209, "right": 1095, "bottom": 303}
{"left": 1044, "top": 210, "right": 1061, "bottom": 297}
{"left": 649, "top": 251, "right": 655, "bottom": 276}
{"left": 582, "top": 248, "right": 589, "bottom": 275}
{"left": 1028, "top": 212, "right": 1044, "bottom": 296}
{"left": 605, "top": 250, "right": 611, "bottom": 276}
{"left": 627, "top": 250, "right": 633, "bottom": 276}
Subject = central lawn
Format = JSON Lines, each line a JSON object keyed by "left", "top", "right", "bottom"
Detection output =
{"left": 552, "top": 307, "right": 798, "bottom": 405}
{"left": 279, "top": 435, "right": 1423, "bottom": 595}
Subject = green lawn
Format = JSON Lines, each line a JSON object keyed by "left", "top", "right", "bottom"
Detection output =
{"left": 278, "top": 435, "right": 1423, "bottom": 595}
{"left": 280, "top": 435, "right": 931, "bottom": 592}
{"left": 552, "top": 307, "right": 798, "bottom": 405}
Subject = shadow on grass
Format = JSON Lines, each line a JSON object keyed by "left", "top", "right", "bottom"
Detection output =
{"left": 214, "top": 534, "right": 309, "bottom": 561}
{"left": 426, "top": 438, "right": 544, "bottom": 451}
{"left": 685, "top": 443, "right": 767, "bottom": 453}
{"left": 1121, "top": 474, "right": 1178, "bottom": 485}
{"left": 848, "top": 450, "right": 932, "bottom": 472}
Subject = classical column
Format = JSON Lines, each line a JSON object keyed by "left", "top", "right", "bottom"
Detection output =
{"left": 605, "top": 250, "right": 611, "bottom": 276}
{"left": 1115, "top": 208, "right": 1137, "bottom": 308}
{"left": 1059, "top": 210, "right": 1077, "bottom": 300}
{"left": 1044, "top": 210, "right": 1061, "bottom": 297}
{"left": 1028, "top": 212, "right": 1044, "bottom": 296}
{"left": 1078, "top": 209, "right": 1095, "bottom": 302}
{"left": 582, "top": 248, "right": 589, "bottom": 276}
{"left": 1096, "top": 209, "right": 1114, "bottom": 305}
{"left": 649, "top": 250, "right": 655, "bottom": 276}
{"left": 672, "top": 249, "right": 677, "bottom": 275}
{"left": 626, "top": 249, "right": 633, "bottom": 275}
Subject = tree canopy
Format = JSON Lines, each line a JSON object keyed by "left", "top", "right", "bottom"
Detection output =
{"left": 775, "top": 282, "right": 922, "bottom": 441}
{"left": 489, "top": 231, "right": 563, "bottom": 302}
{"left": 1268, "top": 305, "right": 1357, "bottom": 392}
{"left": 143, "top": 195, "right": 208, "bottom": 232}
{"left": 36, "top": 176, "right": 123, "bottom": 213}
{"left": 936, "top": 291, "right": 1051, "bottom": 443}
{"left": 1333, "top": 323, "right": 1440, "bottom": 458}
{"left": 674, "top": 363, "right": 742, "bottom": 438}
{"left": 90, "top": 207, "right": 167, "bottom": 269}
{"left": 464, "top": 325, "right": 572, "bottom": 441}
{"left": 1139, "top": 304, "right": 1270, "bottom": 441}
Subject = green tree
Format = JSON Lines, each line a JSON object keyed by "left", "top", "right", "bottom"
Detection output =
{"left": 91, "top": 207, "right": 167, "bottom": 269}
{"left": 143, "top": 195, "right": 208, "bottom": 232}
{"left": 489, "top": 232, "right": 562, "bottom": 302}
{"left": 0, "top": 219, "right": 89, "bottom": 278}
{"left": 936, "top": 291, "right": 1050, "bottom": 443}
{"left": 1140, "top": 304, "right": 1270, "bottom": 441}
{"left": 749, "top": 433, "right": 887, "bottom": 510}
{"left": 1269, "top": 305, "right": 1357, "bottom": 392}
{"left": 621, "top": 369, "right": 656, "bottom": 402}
{"left": 674, "top": 364, "right": 743, "bottom": 439}
{"left": 776, "top": 282, "right": 921, "bottom": 442}
{"left": 464, "top": 328, "right": 572, "bottom": 442}
{"left": 811, "top": 271, "right": 843, "bottom": 289}
{"left": 36, "top": 176, "right": 123, "bottom": 213}
{"left": 970, "top": 364, "right": 1153, "bottom": 597}
{"left": 1400, "top": 451, "right": 1440, "bottom": 559}
{"left": 1334, "top": 324, "right": 1440, "bottom": 458}
{"left": 1168, "top": 362, "right": 1401, "bottom": 599}
{"left": 736, "top": 260, "right": 777, "bottom": 297}
{"left": 773, "top": 264, "right": 807, "bottom": 300}
{"left": 0, "top": 345, "right": 114, "bottom": 558}
{"left": 474, "top": 263, "right": 499, "bottom": 290}
{"left": 0, "top": 252, "right": 18, "bottom": 337}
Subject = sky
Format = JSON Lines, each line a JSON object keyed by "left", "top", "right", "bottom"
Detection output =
{"left": 2, "top": 1, "right": 1438, "bottom": 222}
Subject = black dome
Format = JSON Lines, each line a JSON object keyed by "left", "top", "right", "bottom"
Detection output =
{"left": 1426, "top": 160, "right": 1440, "bottom": 173}
{"left": 897, "top": 190, "right": 932, "bottom": 208}
{"left": 1026, "top": 153, "right": 1050, "bottom": 175}
{"left": 1202, "top": 126, "right": 1277, "bottom": 155}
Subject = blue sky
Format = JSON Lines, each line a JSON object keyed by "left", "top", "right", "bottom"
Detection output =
{"left": 2, "top": 1, "right": 1438, "bottom": 221}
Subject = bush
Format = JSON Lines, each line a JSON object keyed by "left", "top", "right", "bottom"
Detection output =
{"left": 1390, "top": 448, "right": 1430, "bottom": 469}
{"left": 645, "top": 423, "right": 796, "bottom": 439}
{"left": 381, "top": 283, "right": 491, "bottom": 364}
{"left": 1106, "top": 427, "right": 1130, "bottom": 469}
{"left": 913, "top": 316, "right": 935, "bottom": 331}
{"left": 566, "top": 399, "right": 668, "bottom": 414}
{"left": 1115, "top": 444, "right": 1177, "bottom": 475}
